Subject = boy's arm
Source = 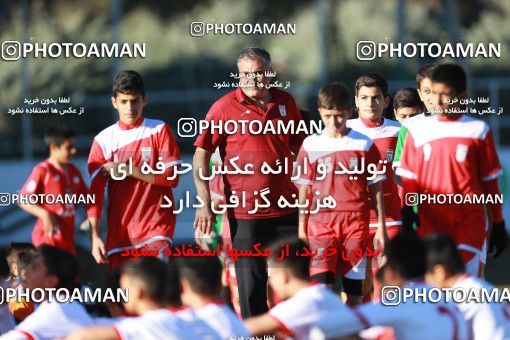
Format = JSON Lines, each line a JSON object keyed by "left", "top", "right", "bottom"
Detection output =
{"left": 67, "top": 326, "right": 118, "bottom": 340}
{"left": 392, "top": 125, "right": 408, "bottom": 186}
{"left": 294, "top": 144, "right": 314, "bottom": 242}
{"left": 18, "top": 203, "right": 57, "bottom": 236}
{"left": 369, "top": 181, "right": 388, "bottom": 252}
{"left": 87, "top": 140, "right": 108, "bottom": 264}
{"left": 366, "top": 143, "right": 388, "bottom": 251}
{"left": 244, "top": 314, "right": 287, "bottom": 337}
{"left": 18, "top": 165, "right": 57, "bottom": 236}
{"left": 298, "top": 184, "right": 313, "bottom": 242}
{"left": 88, "top": 217, "right": 107, "bottom": 264}
{"left": 128, "top": 124, "right": 182, "bottom": 187}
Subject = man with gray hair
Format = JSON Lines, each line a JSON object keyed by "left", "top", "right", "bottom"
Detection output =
{"left": 193, "top": 47, "right": 305, "bottom": 318}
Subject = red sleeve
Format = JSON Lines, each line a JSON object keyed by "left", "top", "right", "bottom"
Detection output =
{"left": 288, "top": 96, "right": 306, "bottom": 151}
{"left": 193, "top": 101, "right": 226, "bottom": 154}
{"left": 20, "top": 165, "right": 45, "bottom": 195}
{"left": 294, "top": 144, "right": 314, "bottom": 185}
{"left": 87, "top": 139, "right": 106, "bottom": 220}
{"left": 396, "top": 132, "right": 418, "bottom": 194}
{"left": 153, "top": 124, "right": 182, "bottom": 188}
{"left": 478, "top": 129, "right": 502, "bottom": 182}
{"left": 366, "top": 143, "right": 384, "bottom": 185}
{"left": 482, "top": 178, "right": 503, "bottom": 223}
{"left": 477, "top": 130, "right": 503, "bottom": 223}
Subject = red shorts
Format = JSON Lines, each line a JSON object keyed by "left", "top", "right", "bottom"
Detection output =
{"left": 307, "top": 211, "right": 370, "bottom": 280}
{"left": 107, "top": 240, "right": 171, "bottom": 270}
{"left": 419, "top": 204, "right": 486, "bottom": 275}
{"left": 368, "top": 225, "right": 401, "bottom": 240}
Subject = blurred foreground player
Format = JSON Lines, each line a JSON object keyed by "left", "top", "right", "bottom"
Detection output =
{"left": 87, "top": 70, "right": 182, "bottom": 269}
{"left": 7, "top": 247, "right": 38, "bottom": 323}
{"left": 425, "top": 233, "right": 510, "bottom": 340}
{"left": 0, "top": 245, "right": 93, "bottom": 340}
{"left": 69, "top": 257, "right": 200, "bottom": 340}
{"left": 245, "top": 238, "right": 357, "bottom": 340}
{"left": 311, "top": 231, "right": 469, "bottom": 340}
{"left": 296, "top": 83, "right": 387, "bottom": 305}
{"left": 175, "top": 256, "right": 250, "bottom": 339}
{"left": 396, "top": 63, "right": 507, "bottom": 276}
{"left": 18, "top": 127, "right": 90, "bottom": 255}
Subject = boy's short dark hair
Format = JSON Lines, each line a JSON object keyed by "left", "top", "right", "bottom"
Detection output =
{"left": 385, "top": 230, "right": 426, "bottom": 280}
{"left": 105, "top": 269, "right": 124, "bottom": 311}
{"left": 355, "top": 73, "right": 388, "bottom": 97}
{"left": 269, "top": 237, "right": 310, "bottom": 281}
{"left": 393, "top": 88, "right": 425, "bottom": 111}
{"left": 120, "top": 257, "right": 167, "bottom": 301}
{"left": 113, "top": 70, "right": 146, "bottom": 97}
{"left": 431, "top": 64, "right": 467, "bottom": 95}
{"left": 44, "top": 126, "right": 75, "bottom": 148}
{"left": 416, "top": 64, "right": 438, "bottom": 88}
{"left": 176, "top": 256, "right": 222, "bottom": 297}
{"left": 38, "top": 245, "right": 78, "bottom": 290}
{"left": 424, "top": 233, "right": 465, "bottom": 275}
{"left": 6, "top": 243, "right": 35, "bottom": 266}
{"left": 318, "top": 82, "right": 351, "bottom": 110}
{"left": 166, "top": 258, "right": 182, "bottom": 308}
{"left": 17, "top": 248, "right": 39, "bottom": 272}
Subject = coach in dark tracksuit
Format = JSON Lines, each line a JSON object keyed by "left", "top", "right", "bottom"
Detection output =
{"left": 193, "top": 47, "right": 305, "bottom": 318}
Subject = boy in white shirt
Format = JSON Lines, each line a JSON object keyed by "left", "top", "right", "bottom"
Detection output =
{"left": 68, "top": 257, "right": 200, "bottom": 340}
{"left": 311, "top": 231, "right": 470, "bottom": 340}
{"left": 425, "top": 232, "right": 510, "bottom": 340}
{"left": 0, "top": 245, "right": 94, "bottom": 340}
{"left": 175, "top": 255, "right": 250, "bottom": 339}
{"left": 245, "top": 237, "right": 357, "bottom": 340}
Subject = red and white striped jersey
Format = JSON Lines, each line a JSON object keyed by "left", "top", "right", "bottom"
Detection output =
{"left": 347, "top": 118, "right": 402, "bottom": 227}
{"left": 20, "top": 159, "right": 89, "bottom": 255}
{"left": 87, "top": 117, "right": 182, "bottom": 256}
{"left": 294, "top": 129, "right": 384, "bottom": 217}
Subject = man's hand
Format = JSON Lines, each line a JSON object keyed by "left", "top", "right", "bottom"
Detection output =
{"left": 194, "top": 227, "right": 216, "bottom": 251}
{"left": 373, "top": 223, "right": 389, "bottom": 266}
{"left": 101, "top": 162, "right": 124, "bottom": 179}
{"left": 373, "top": 225, "right": 388, "bottom": 252}
{"left": 488, "top": 221, "right": 508, "bottom": 258}
{"left": 41, "top": 211, "right": 58, "bottom": 236}
{"left": 91, "top": 235, "right": 108, "bottom": 264}
{"left": 193, "top": 205, "right": 216, "bottom": 235}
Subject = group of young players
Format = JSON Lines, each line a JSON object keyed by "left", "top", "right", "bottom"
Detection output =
{"left": 0, "top": 47, "right": 509, "bottom": 339}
